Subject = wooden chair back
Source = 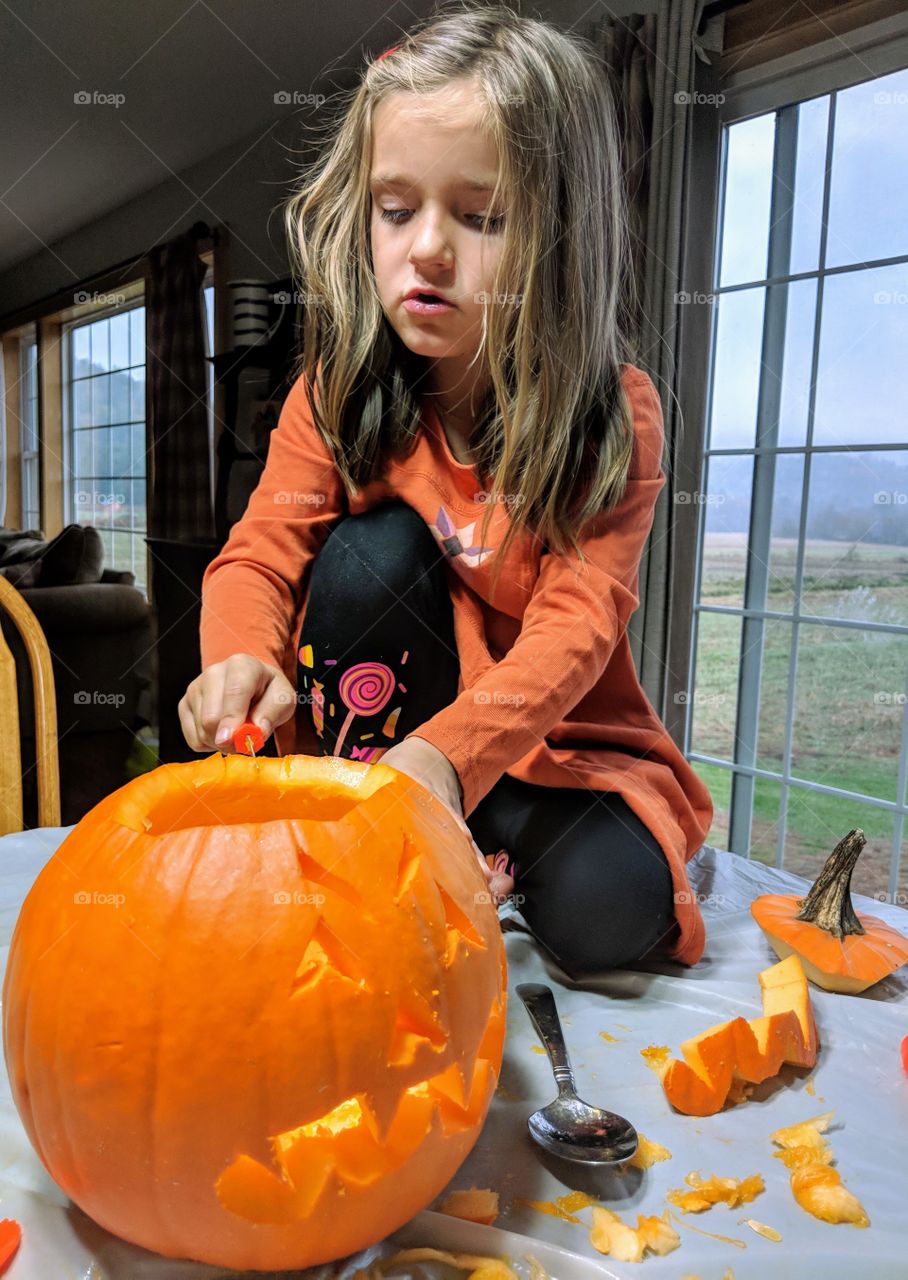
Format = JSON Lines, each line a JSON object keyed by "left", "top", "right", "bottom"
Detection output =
{"left": 0, "top": 576, "right": 61, "bottom": 833}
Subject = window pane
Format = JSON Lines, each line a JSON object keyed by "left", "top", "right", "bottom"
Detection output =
{"left": 785, "top": 790, "right": 899, "bottom": 900}
{"left": 827, "top": 66, "right": 908, "bottom": 269}
{"left": 92, "top": 428, "right": 111, "bottom": 481}
{"left": 72, "top": 324, "right": 91, "bottom": 377}
{"left": 692, "top": 762, "right": 730, "bottom": 850}
{"left": 813, "top": 263, "right": 908, "bottom": 446}
{"left": 74, "top": 427, "right": 92, "bottom": 477}
{"left": 73, "top": 378, "right": 92, "bottom": 429}
{"left": 130, "top": 306, "right": 145, "bottom": 366}
{"left": 751, "top": 775, "right": 785, "bottom": 866}
{"left": 756, "top": 619, "right": 792, "bottom": 773}
{"left": 129, "top": 421, "right": 145, "bottom": 477}
{"left": 789, "top": 95, "right": 829, "bottom": 277}
{"left": 130, "top": 367, "right": 145, "bottom": 423}
{"left": 90, "top": 318, "right": 110, "bottom": 375}
{"left": 802, "top": 451, "right": 908, "bottom": 626}
{"left": 110, "top": 425, "right": 130, "bottom": 479}
{"left": 689, "top": 611, "right": 741, "bottom": 760}
{"left": 792, "top": 625, "right": 907, "bottom": 803}
{"left": 718, "top": 114, "right": 774, "bottom": 287}
{"left": 708, "top": 287, "right": 765, "bottom": 449}
{"left": 699, "top": 454, "right": 753, "bottom": 608}
{"left": 767, "top": 452, "right": 804, "bottom": 612}
{"left": 109, "top": 312, "right": 130, "bottom": 372}
{"left": 110, "top": 370, "right": 131, "bottom": 425}
{"left": 92, "top": 376, "right": 111, "bottom": 428}
{"left": 776, "top": 277, "right": 817, "bottom": 447}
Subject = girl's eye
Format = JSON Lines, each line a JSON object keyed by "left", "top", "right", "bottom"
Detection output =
{"left": 378, "top": 208, "right": 504, "bottom": 232}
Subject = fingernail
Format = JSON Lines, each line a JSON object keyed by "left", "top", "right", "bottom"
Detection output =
{"left": 259, "top": 717, "right": 272, "bottom": 734}
{"left": 215, "top": 724, "right": 231, "bottom": 744}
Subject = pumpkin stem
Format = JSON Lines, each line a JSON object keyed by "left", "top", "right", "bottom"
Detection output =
{"left": 795, "top": 829, "right": 866, "bottom": 939}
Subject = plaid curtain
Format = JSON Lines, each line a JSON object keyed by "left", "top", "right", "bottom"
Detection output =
{"left": 146, "top": 231, "right": 214, "bottom": 541}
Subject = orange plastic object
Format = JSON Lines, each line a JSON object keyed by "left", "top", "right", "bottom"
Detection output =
{"left": 232, "top": 720, "right": 265, "bottom": 755}
{"left": 2, "top": 753, "right": 507, "bottom": 1271}
{"left": 0, "top": 1219, "right": 21, "bottom": 1273}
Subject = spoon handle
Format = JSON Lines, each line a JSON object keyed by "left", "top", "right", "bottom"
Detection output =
{"left": 516, "top": 982, "right": 576, "bottom": 1094}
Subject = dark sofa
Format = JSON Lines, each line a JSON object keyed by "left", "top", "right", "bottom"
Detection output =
{"left": 0, "top": 524, "right": 153, "bottom": 827}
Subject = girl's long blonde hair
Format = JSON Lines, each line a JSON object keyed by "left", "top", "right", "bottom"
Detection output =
{"left": 284, "top": 1, "right": 639, "bottom": 593}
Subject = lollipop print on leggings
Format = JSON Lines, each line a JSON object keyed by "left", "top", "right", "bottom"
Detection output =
{"left": 332, "top": 661, "right": 396, "bottom": 757}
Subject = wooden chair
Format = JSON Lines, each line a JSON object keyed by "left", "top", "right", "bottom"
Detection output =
{"left": 0, "top": 575, "right": 61, "bottom": 833}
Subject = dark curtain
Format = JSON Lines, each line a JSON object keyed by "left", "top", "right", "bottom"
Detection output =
{"left": 146, "top": 230, "right": 214, "bottom": 541}
{"left": 589, "top": 2, "right": 725, "bottom": 740}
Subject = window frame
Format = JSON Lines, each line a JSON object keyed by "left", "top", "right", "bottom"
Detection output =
{"left": 684, "top": 13, "right": 908, "bottom": 897}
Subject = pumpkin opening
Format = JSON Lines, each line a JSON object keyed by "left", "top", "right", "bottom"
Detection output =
{"left": 113, "top": 754, "right": 398, "bottom": 834}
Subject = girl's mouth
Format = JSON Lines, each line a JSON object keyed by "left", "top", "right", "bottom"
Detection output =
{"left": 403, "top": 293, "right": 455, "bottom": 315}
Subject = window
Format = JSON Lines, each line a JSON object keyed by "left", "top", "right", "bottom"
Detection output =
{"left": 18, "top": 330, "right": 40, "bottom": 531}
{"left": 64, "top": 305, "right": 147, "bottom": 592}
{"left": 687, "top": 64, "right": 908, "bottom": 902}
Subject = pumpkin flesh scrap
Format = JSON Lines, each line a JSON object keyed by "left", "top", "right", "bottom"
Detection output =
{"left": 769, "top": 1111, "right": 869, "bottom": 1227}
{"left": 589, "top": 1207, "right": 680, "bottom": 1262}
{"left": 667, "top": 1172, "right": 764, "bottom": 1213}
{"left": 660, "top": 955, "right": 818, "bottom": 1116}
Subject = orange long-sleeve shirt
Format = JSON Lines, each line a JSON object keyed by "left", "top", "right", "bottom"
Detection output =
{"left": 200, "top": 364, "right": 713, "bottom": 965}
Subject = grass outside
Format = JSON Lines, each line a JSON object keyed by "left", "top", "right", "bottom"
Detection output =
{"left": 691, "top": 533, "right": 908, "bottom": 900}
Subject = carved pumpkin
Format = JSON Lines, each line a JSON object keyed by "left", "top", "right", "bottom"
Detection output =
{"left": 1, "top": 753, "right": 507, "bottom": 1271}
{"left": 751, "top": 829, "right": 908, "bottom": 994}
{"left": 659, "top": 954, "right": 818, "bottom": 1116}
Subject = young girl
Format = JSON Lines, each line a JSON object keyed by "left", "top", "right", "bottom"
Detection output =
{"left": 181, "top": 3, "right": 714, "bottom": 978}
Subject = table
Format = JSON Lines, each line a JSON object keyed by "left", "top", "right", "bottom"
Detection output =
{"left": 0, "top": 828, "right": 905, "bottom": 1279}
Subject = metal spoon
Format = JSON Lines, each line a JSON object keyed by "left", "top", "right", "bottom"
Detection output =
{"left": 516, "top": 982, "right": 638, "bottom": 1164}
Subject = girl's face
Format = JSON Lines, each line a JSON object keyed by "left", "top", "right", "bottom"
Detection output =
{"left": 369, "top": 77, "right": 506, "bottom": 368}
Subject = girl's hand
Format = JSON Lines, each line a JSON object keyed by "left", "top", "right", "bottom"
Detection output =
{"left": 179, "top": 654, "right": 296, "bottom": 752}
{"left": 378, "top": 738, "right": 514, "bottom": 905}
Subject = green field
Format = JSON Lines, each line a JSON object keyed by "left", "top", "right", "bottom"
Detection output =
{"left": 691, "top": 534, "right": 908, "bottom": 900}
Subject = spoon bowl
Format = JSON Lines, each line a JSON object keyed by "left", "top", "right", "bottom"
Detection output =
{"left": 517, "top": 982, "right": 638, "bottom": 1165}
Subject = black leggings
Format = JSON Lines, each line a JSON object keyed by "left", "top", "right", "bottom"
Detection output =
{"left": 297, "top": 500, "right": 678, "bottom": 978}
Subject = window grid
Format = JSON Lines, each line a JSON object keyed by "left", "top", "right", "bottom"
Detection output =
{"left": 685, "top": 85, "right": 908, "bottom": 899}
{"left": 65, "top": 305, "right": 147, "bottom": 593}
{"left": 18, "top": 335, "right": 40, "bottom": 531}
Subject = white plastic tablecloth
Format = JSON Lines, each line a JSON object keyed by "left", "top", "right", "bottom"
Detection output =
{"left": 0, "top": 827, "right": 906, "bottom": 1279}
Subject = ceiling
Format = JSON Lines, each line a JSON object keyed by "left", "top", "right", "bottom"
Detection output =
{"left": 0, "top": 0, "right": 425, "bottom": 277}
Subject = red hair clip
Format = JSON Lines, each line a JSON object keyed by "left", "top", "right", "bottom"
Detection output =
{"left": 375, "top": 44, "right": 400, "bottom": 62}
